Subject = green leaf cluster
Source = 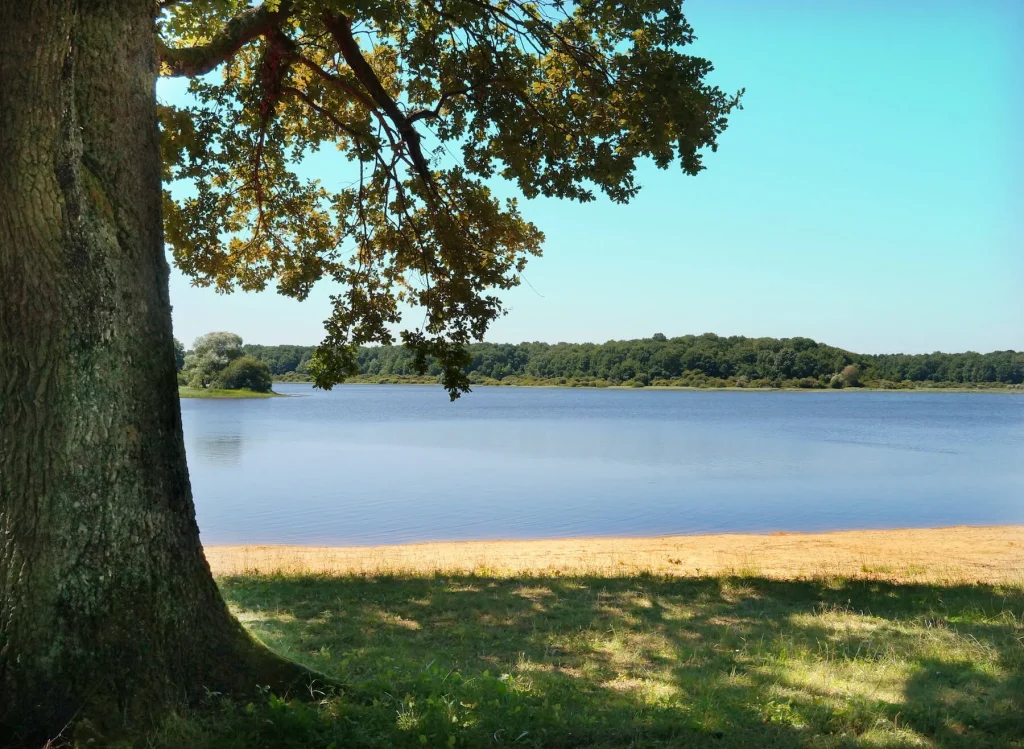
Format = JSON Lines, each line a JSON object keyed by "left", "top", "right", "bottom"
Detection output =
{"left": 181, "top": 331, "right": 245, "bottom": 387}
{"left": 215, "top": 355, "right": 275, "bottom": 391}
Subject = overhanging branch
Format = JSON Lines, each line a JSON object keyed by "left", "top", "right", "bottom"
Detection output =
{"left": 158, "top": 3, "right": 288, "bottom": 78}
{"left": 322, "top": 13, "right": 436, "bottom": 193}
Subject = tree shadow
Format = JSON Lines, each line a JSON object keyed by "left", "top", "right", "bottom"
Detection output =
{"left": 160, "top": 574, "right": 1023, "bottom": 748}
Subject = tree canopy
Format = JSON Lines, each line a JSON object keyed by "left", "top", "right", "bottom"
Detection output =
{"left": 182, "top": 330, "right": 245, "bottom": 386}
{"left": 158, "top": 0, "right": 742, "bottom": 397}
{"left": 173, "top": 337, "right": 187, "bottom": 371}
{"left": 180, "top": 332, "right": 274, "bottom": 390}
{"left": 215, "top": 355, "right": 274, "bottom": 391}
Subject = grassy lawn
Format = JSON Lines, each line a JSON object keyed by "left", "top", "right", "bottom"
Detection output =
{"left": 178, "top": 386, "right": 280, "bottom": 399}
{"left": 148, "top": 571, "right": 1024, "bottom": 748}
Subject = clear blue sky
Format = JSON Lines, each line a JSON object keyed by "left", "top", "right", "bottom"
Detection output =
{"left": 164, "top": 0, "right": 1023, "bottom": 354}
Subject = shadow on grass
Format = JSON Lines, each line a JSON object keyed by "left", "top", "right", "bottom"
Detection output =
{"left": 155, "top": 575, "right": 1024, "bottom": 748}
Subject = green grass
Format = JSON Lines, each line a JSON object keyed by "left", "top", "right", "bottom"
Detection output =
{"left": 147, "top": 573, "right": 1024, "bottom": 748}
{"left": 178, "top": 387, "right": 281, "bottom": 399}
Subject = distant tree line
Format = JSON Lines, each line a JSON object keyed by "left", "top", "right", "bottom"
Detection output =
{"left": 229, "top": 334, "right": 1024, "bottom": 389}
{"left": 240, "top": 344, "right": 316, "bottom": 379}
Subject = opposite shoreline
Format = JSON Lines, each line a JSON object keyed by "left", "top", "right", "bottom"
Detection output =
{"left": 178, "top": 386, "right": 285, "bottom": 399}
{"left": 206, "top": 524, "right": 1024, "bottom": 585}
{"left": 273, "top": 377, "right": 1024, "bottom": 394}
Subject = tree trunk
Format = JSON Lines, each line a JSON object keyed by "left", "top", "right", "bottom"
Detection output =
{"left": 0, "top": 1, "right": 309, "bottom": 743}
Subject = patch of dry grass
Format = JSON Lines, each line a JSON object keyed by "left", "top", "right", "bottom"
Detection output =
{"left": 205, "top": 525, "right": 1024, "bottom": 585}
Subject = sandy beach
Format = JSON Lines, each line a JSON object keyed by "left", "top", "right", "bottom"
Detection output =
{"left": 206, "top": 524, "right": 1024, "bottom": 584}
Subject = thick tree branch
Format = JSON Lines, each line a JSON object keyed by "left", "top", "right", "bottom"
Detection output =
{"left": 158, "top": 3, "right": 288, "bottom": 78}
{"left": 407, "top": 88, "right": 471, "bottom": 123}
{"left": 322, "top": 13, "right": 436, "bottom": 192}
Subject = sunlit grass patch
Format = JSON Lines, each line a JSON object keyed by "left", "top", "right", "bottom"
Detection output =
{"left": 143, "top": 572, "right": 1024, "bottom": 748}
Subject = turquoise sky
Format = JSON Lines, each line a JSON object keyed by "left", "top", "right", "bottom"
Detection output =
{"left": 165, "top": 0, "right": 1023, "bottom": 354}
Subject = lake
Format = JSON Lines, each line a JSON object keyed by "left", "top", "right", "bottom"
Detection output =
{"left": 181, "top": 384, "right": 1024, "bottom": 546}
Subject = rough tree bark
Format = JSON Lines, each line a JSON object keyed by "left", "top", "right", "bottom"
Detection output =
{"left": 0, "top": 0, "right": 309, "bottom": 743}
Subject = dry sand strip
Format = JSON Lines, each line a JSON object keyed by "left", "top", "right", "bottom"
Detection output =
{"left": 206, "top": 525, "right": 1024, "bottom": 585}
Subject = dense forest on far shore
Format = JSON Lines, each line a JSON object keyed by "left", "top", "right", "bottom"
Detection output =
{"left": 240, "top": 334, "right": 1024, "bottom": 390}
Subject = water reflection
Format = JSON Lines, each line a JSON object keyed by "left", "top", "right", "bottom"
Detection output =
{"left": 194, "top": 434, "right": 244, "bottom": 466}
{"left": 180, "top": 386, "right": 1024, "bottom": 546}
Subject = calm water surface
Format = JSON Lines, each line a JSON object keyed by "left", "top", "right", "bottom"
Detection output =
{"left": 181, "top": 385, "right": 1024, "bottom": 545}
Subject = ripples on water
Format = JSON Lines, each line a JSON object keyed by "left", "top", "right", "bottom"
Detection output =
{"left": 180, "top": 385, "right": 1024, "bottom": 545}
